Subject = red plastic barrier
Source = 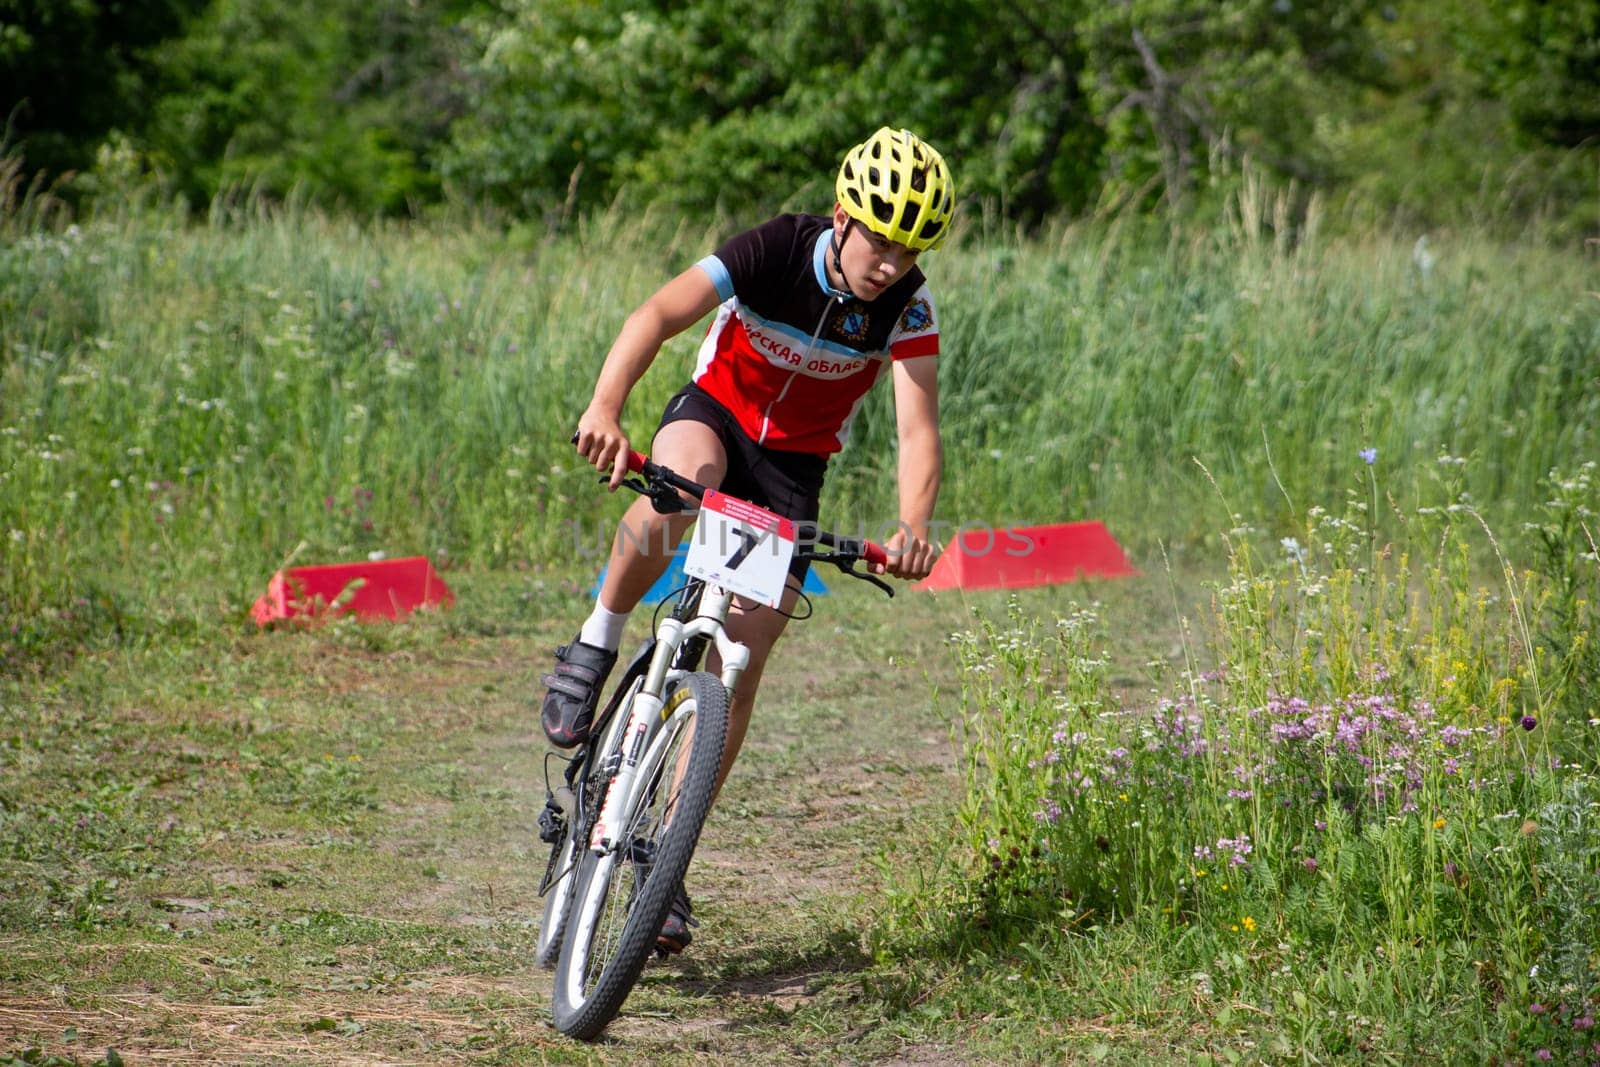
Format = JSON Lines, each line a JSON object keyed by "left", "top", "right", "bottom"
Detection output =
{"left": 250, "top": 556, "right": 453, "bottom": 625}
{"left": 917, "top": 522, "right": 1139, "bottom": 592}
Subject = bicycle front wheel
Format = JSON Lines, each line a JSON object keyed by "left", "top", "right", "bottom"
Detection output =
{"left": 550, "top": 671, "right": 728, "bottom": 1040}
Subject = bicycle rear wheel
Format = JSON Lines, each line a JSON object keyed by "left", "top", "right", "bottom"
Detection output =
{"left": 550, "top": 671, "right": 728, "bottom": 1040}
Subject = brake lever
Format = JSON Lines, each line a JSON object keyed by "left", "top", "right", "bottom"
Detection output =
{"left": 606, "top": 473, "right": 690, "bottom": 515}
{"left": 838, "top": 559, "right": 895, "bottom": 599}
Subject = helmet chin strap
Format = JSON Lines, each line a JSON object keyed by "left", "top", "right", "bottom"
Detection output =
{"left": 828, "top": 218, "right": 855, "bottom": 302}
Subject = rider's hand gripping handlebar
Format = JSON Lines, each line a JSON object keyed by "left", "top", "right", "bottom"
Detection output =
{"left": 572, "top": 435, "right": 895, "bottom": 596}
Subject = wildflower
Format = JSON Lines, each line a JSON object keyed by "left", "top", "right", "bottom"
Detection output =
{"left": 1215, "top": 834, "right": 1253, "bottom": 867}
{"left": 1530, "top": 1003, "right": 1547, "bottom": 1014}
{"left": 1241, "top": 916, "right": 1257, "bottom": 932}
{"left": 1522, "top": 820, "right": 1539, "bottom": 836}
{"left": 1575, "top": 1016, "right": 1594, "bottom": 1031}
{"left": 1536, "top": 1051, "right": 1551, "bottom": 1061}
{"left": 1521, "top": 715, "right": 1538, "bottom": 731}
{"left": 1302, "top": 857, "right": 1318, "bottom": 873}
{"left": 1433, "top": 817, "right": 1447, "bottom": 829}
{"left": 1359, "top": 448, "right": 1377, "bottom": 465}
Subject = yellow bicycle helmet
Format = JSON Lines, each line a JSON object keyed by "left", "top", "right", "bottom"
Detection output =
{"left": 835, "top": 127, "right": 955, "bottom": 252}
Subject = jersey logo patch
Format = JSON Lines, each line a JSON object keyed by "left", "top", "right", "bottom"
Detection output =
{"left": 899, "top": 297, "right": 934, "bottom": 334}
{"left": 833, "top": 308, "right": 870, "bottom": 342}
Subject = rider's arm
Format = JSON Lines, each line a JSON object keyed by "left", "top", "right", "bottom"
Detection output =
{"left": 577, "top": 266, "right": 723, "bottom": 487}
{"left": 884, "top": 354, "right": 942, "bottom": 579}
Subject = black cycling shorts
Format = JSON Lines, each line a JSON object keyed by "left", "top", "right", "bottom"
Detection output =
{"left": 655, "top": 382, "right": 827, "bottom": 583}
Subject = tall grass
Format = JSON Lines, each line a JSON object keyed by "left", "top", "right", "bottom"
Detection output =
{"left": 877, "top": 456, "right": 1600, "bottom": 1060}
{"left": 3, "top": 175, "right": 1596, "bottom": 661}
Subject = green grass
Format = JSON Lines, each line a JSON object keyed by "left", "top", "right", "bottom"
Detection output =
{"left": 874, "top": 457, "right": 1600, "bottom": 1063}
{"left": 3, "top": 179, "right": 1597, "bottom": 664}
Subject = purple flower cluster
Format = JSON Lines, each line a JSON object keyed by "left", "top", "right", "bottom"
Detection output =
{"left": 1255, "top": 692, "right": 1501, "bottom": 813}
{"left": 1215, "top": 834, "right": 1254, "bottom": 867}
{"left": 1023, "top": 687, "right": 1517, "bottom": 848}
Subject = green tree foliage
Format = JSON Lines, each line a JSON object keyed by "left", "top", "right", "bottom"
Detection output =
{"left": 443, "top": 0, "right": 1411, "bottom": 225}
{"left": 443, "top": 0, "right": 1112, "bottom": 224}
{"left": 135, "top": 0, "right": 480, "bottom": 213}
{"left": 3, "top": 0, "right": 1596, "bottom": 228}
{"left": 1077, "top": 0, "right": 1388, "bottom": 209}
{"left": 1449, "top": 0, "right": 1600, "bottom": 148}
{"left": 0, "top": 0, "right": 205, "bottom": 178}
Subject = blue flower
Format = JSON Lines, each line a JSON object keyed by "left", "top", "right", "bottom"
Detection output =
{"left": 1359, "top": 448, "right": 1378, "bottom": 465}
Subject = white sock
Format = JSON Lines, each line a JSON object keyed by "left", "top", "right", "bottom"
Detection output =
{"left": 579, "top": 600, "right": 630, "bottom": 652}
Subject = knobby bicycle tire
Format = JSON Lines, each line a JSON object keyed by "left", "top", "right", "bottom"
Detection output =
{"left": 550, "top": 671, "right": 729, "bottom": 1040}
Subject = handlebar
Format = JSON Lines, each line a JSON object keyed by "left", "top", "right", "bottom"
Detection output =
{"left": 602, "top": 443, "right": 894, "bottom": 595}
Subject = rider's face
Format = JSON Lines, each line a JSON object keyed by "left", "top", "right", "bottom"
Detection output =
{"left": 830, "top": 205, "right": 921, "bottom": 301}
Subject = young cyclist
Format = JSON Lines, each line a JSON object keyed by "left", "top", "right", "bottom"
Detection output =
{"left": 541, "top": 127, "right": 956, "bottom": 953}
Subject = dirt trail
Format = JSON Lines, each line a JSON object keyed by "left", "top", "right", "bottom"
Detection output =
{"left": 0, "top": 586, "right": 979, "bottom": 1065}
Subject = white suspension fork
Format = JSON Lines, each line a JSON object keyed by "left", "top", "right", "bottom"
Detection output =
{"left": 588, "top": 585, "right": 748, "bottom": 854}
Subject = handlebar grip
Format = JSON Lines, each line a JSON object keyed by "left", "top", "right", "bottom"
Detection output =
{"left": 862, "top": 541, "right": 889, "bottom": 568}
{"left": 627, "top": 450, "right": 647, "bottom": 473}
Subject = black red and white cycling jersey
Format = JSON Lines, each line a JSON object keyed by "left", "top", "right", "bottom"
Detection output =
{"left": 691, "top": 213, "right": 940, "bottom": 457}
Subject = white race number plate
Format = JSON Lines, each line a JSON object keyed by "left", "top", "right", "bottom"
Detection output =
{"left": 682, "top": 490, "right": 796, "bottom": 608}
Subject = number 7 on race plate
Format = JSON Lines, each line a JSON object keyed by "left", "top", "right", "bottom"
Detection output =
{"left": 682, "top": 490, "right": 797, "bottom": 609}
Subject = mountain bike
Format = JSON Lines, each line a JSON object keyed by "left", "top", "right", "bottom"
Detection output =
{"left": 534, "top": 448, "right": 894, "bottom": 1041}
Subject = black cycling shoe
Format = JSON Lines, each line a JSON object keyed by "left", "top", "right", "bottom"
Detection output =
{"left": 539, "top": 636, "right": 618, "bottom": 748}
{"left": 657, "top": 885, "right": 697, "bottom": 955}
